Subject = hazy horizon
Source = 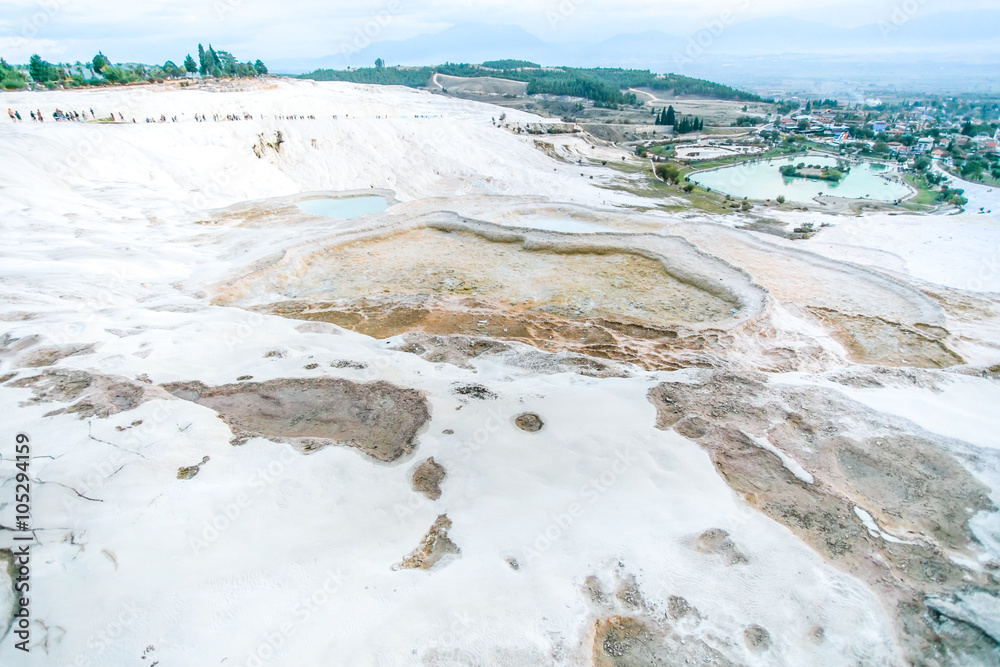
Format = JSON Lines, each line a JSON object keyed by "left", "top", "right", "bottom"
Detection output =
{"left": 3, "top": 1, "right": 999, "bottom": 66}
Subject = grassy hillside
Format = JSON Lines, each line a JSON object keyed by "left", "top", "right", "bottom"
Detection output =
{"left": 298, "top": 63, "right": 763, "bottom": 106}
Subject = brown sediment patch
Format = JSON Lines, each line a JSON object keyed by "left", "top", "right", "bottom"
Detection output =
{"left": 161, "top": 377, "right": 429, "bottom": 463}
{"left": 743, "top": 625, "right": 771, "bottom": 652}
{"left": 217, "top": 220, "right": 767, "bottom": 372}
{"left": 390, "top": 333, "right": 511, "bottom": 369}
{"left": 591, "top": 616, "right": 661, "bottom": 667}
{"left": 395, "top": 514, "right": 460, "bottom": 570}
{"left": 614, "top": 575, "right": 651, "bottom": 612}
{"left": 454, "top": 383, "right": 497, "bottom": 400}
{"left": 666, "top": 595, "right": 700, "bottom": 622}
{"left": 177, "top": 456, "right": 210, "bottom": 480}
{"left": 668, "top": 221, "right": 962, "bottom": 369}
{"left": 582, "top": 573, "right": 740, "bottom": 665}
{"left": 737, "top": 218, "right": 791, "bottom": 239}
{"left": 590, "top": 614, "right": 738, "bottom": 667}
{"left": 239, "top": 227, "right": 736, "bottom": 327}
{"left": 391, "top": 332, "right": 632, "bottom": 377}
{"left": 915, "top": 281, "right": 1000, "bottom": 321}
{"left": 806, "top": 307, "right": 963, "bottom": 369}
{"left": 693, "top": 528, "right": 749, "bottom": 565}
{"left": 266, "top": 296, "right": 734, "bottom": 372}
{"left": 514, "top": 413, "right": 544, "bottom": 432}
{"left": 411, "top": 457, "right": 446, "bottom": 500}
{"left": 0, "top": 333, "right": 43, "bottom": 359}
{"left": 648, "top": 370, "right": 1000, "bottom": 665}
{"left": 16, "top": 343, "right": 97, "bottom": 368}
{"left": 9, "top": 368, "right": 169, "bottom": 418}
{"left": 823, "top": 365, "right": 943, "bottom": 390}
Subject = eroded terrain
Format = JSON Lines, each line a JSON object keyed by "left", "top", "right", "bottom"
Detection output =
{"left": 3, "top": 79, "right": 1000, "bottom": 666}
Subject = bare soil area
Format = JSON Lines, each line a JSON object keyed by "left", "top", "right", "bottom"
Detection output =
{"left": 161, "top": 377, "right": 429, "bottom": 462}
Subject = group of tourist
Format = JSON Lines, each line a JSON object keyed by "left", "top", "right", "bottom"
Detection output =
{"left": 7, "top": 107, "right": 129, "bottom": 122}
{"left": 8, "top": 108, "right": 402, "bottom": 125}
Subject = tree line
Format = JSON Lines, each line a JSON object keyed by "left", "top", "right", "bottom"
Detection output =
{"left": 6, "top": 46, "right": 267, "bottom": 88}
{"left": 481, "top": 59, "right": 540, "bottom": 70}
{"left": 525, "top": 75, "right": 635, "bottom": 108}
{"left": 1, "top": 58, "right": 27, "bottom": 89}
{"left": 576, "top": 69, "right": 764, "bottom": 103}
{"left": 300, "top": 61, "right": 762, "bottom": 107}
{"left": 304, "top": 66, "right": 434, "bottom": 87}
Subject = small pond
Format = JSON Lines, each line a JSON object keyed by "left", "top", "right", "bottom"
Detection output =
{"left": 296, "top": 196, "right": 388, "bottom": 219}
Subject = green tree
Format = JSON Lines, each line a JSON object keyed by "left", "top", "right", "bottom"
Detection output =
{"left": 254, "top": 59, "right": 268, "bottom": 75}
{"left": 198, "top": 44, "right": 209, "bottom": 75}
{"left": 962, "top": 160, "right": 985, "bottom": 180}
{"left": 29, "top": 54, "right": 57, "bottom": 83}
{"left": 184, "top": 54, "right": 198, "bottom": 73}
{"left": 92, "top": 52, "right": 109, "bottom": 73}
{"left": 375, "top": 58, "right": 385, "bottom": 69}
{"left": 655, "top": 163, "right": 682, "bottom": 184}
{"left": 0, "top": 58, "right": 26, "bottom": 89}
{"left": 914, "top": 156, "right": 930, "bottom": 172}
{"left": 666, "top": 105, "right": 676, "bottom": 126}
{"left": 102, "top": 67, "right": 126, "bottom": 83}
{"left": 209, "top": 45, "right": 222, "bottom": 75}
{"left": 216, "top": 49, "right": 237, "bottom": 76}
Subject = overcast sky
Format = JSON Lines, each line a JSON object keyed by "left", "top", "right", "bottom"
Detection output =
{"left": 0, "top": 0, "right": 993, "bottom": 64}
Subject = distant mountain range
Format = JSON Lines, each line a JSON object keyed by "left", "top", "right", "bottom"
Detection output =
{"left": 270, "top": 10, "right": 1000, "bottom": 80}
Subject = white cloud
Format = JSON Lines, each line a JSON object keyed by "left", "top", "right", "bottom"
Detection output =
{"left": 0, "top": 0, "right": 994, "bottom": 64}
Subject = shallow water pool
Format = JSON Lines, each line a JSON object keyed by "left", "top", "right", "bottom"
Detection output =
{"left": 689, "top": 156, "right": 912, "bottom": 204}
{"left": 296, "top": 196, "right": 388, "bottom": 219}
{"left": 512, "top": 218, "right": 617, "bottom": 234}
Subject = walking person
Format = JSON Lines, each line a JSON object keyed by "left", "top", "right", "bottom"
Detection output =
{"left": 7, "top": 109, "right": 14, "bottom": 122}
{"left": 15, "top": 111, "right": 21, "bottom": 122}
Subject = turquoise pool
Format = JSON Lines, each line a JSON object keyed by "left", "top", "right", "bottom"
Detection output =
{"left": 689, "top": 156, "right": 913, "bottom": 204}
